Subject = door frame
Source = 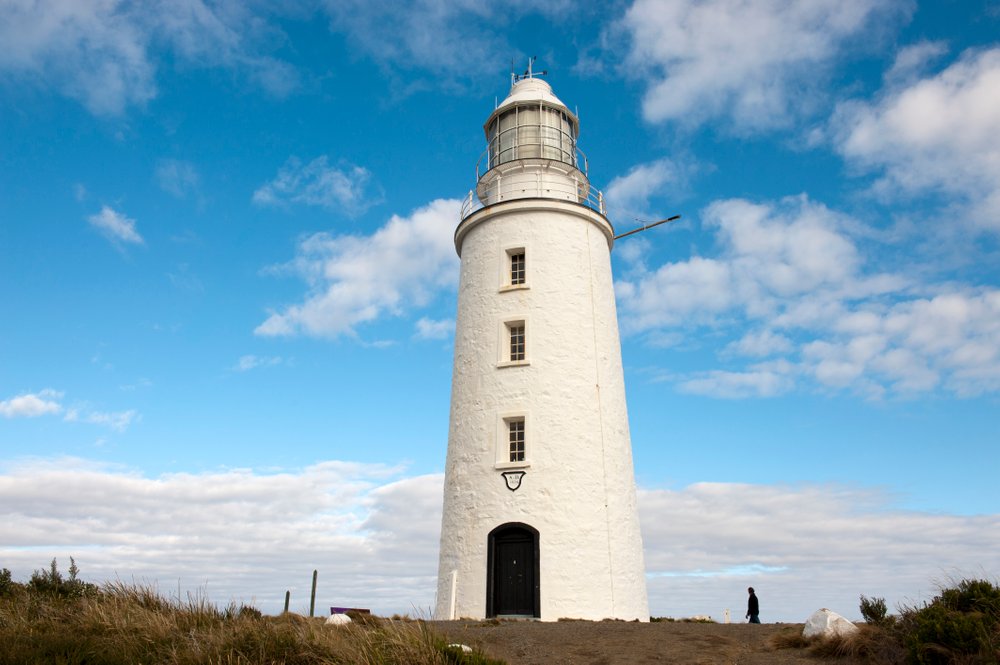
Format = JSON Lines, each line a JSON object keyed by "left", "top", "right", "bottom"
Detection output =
{"left": 485, "top": 522, "right": 540, "bottom": 618}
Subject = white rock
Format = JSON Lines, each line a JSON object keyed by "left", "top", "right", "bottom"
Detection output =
{"left": 325, "top": 613, "right": 352, "bottom": 626}
{"left": 448, "top": 644, "right": 473, "bottom": 653}
{"left": 803, "top": 608, "right": 859, "bottom": 638}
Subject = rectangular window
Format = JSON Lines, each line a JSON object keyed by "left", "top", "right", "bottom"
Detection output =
{"left": 508, "top": 418, "right": 525, "bottom": 462}
{"left": 498, "top": 317, "right": 529, "bottom": 368}
{"left": 496, "top": 412, "right": 530, "bottom": 468}
{"left": 510, "top": 252, "right": 526, "bottom": 285}
{"left": 501, "top": 247, "right": 527, "bottom": 291}
{"left": 509, "top": 323, "right": 525, "bottom": 361}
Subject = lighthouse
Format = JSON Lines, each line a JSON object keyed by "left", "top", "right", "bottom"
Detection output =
{"left": 435, "top": 66, "right": 649, "bottom": 621}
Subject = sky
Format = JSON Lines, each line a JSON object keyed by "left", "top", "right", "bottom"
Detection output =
{"left": 1, "top": 0, "right": 998, "bottom": 623}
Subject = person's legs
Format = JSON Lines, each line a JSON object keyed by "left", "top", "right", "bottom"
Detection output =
{"left": 749, "top": 614, "right": 760, "bottom": 624}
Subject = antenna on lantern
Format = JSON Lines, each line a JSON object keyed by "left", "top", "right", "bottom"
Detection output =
{"left": 613, "top": 214, "right": 682, "bottom": 240}
{"left": 513, "top": 56, "right": 547, "bottom": 82}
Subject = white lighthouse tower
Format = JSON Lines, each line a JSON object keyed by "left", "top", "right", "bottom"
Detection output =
{"left": 435, "top": 66, "right": 649, "bottom": 621}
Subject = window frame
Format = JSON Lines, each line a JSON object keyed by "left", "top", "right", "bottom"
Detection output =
{"left": 495, "top": 412, "right": 530, "bottom": 469}
{"left": 507, "top": 417, "right": 525, "bottom": 463}
{"left": 498, "top": 316, "right": 529, "bottom": 368}
{"left": 499, "top": 245, "right": 529, "bottom": 292}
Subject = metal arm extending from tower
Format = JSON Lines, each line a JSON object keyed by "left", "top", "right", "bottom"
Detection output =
{"left": 613, "top": 215, "right": 681, "bottom": 241}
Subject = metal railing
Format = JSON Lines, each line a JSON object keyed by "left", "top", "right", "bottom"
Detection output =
{"left": 460, "top": 181, "right": 605, "bottom": 220}
{"left": 476, "top": 142, "right": 591, "bottom": 182}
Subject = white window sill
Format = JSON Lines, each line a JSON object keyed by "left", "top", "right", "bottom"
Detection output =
{"left": 499, "top": 284, "right": 530, "bottom": 293}
{"left": 497, "top": 360, "right": 530, "bottom": 369}
{"left": 495, "top": 461, "right": 531, "bottom": 470}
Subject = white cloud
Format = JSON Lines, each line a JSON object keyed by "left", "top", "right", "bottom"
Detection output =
{"left": 151, "top": 1, "right": 299, "bottom": 98}
{"left": 833, "top": 47, "right": 1000, "bottom": 229}
{"left": 0, "top": 0, "right": 155, "bottom": 114}
{"left": 0, "top": 389, "right": 137, "bottom": 431}
{"left": 232, "top": 354, "right": 283, "bottom": 372}
{"left": 618, "top": 196, "right": 873, "bottom": 330}
{"left": 63, "top": 407, "right": 140, "bottom": 432}
{"left": 321, "top": 1, "right": 572, "bottom": 85}
{"left": 723, "top": 330, "right": 794, "bottom": 358}
{"left": 616, "top": 0, "right": 909, "bottom": 131}
{"left": 0, "top": 0, "right": 297, "bottom": 115}
{"left": 0, "top": 458, "right": 439, "bottom": 615}
{"left": 253, "top": 157, "right": 380, "bottom": 215}
{"left": 883, "top": 40, "right": 948, "bottom": 84}
{"left": 639, "top": 483, "right": 1000, "bottom": 621}
{"left": 0, "top": 457, "right": 993, "bottom": 621}
{"left": 0, "top": 389, "right": 63, "bottom": 418}
{"left": 156, "top": 159, "right": 199, "bottom": 198}
{"left": 415, "top": 317, "right": 454, "bottom": 340}
{"left": 677, "top": 368, "right": 794, "bottom": 398}
{"left": 87, "top": 206, "right": 144, "bottom": 246}
{"left": 618, "top": 195, "right": 1000, "bottom": 398}
{"left": 605, "top": 158, "right": 684, "bottom": 222}
{"left": 256, "top": 198, "right": 461, "bottom": 338}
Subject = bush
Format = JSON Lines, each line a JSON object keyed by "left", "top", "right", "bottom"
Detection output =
{"left": 898, "top": 578, "right": 1000, "bottom": 664}
{"left": 0, "top": 568, "right": 16, "bottom": 597}
{"left": 27, "top": 558, "right": 97, "bottom": 599}
{"left": 861, "top": 595, "right": 891, "bottom": 626}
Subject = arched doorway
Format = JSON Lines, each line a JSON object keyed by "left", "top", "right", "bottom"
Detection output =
{"left": 486, "top": 522, "right": 540, "bottom": 618}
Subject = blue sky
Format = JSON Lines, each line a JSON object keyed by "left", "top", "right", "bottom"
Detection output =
{"left": 1, "top": 0, "right": 998, "bottom": 622}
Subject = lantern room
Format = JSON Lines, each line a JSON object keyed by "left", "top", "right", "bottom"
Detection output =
{"left": 484, "top": 78, "right": 579, "bottom": 168}
{"left": 470, "top": 73, "right": 599, "bottom": 213}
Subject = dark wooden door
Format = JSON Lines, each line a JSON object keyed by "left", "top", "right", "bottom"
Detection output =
{"left": 491, "top": 526, "right": 536, "bottom": 616}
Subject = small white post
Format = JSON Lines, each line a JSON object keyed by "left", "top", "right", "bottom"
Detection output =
{"left": 449, "top": 570, "right": 458, "bottom": 620}
{"left": 724, "top": 608, "right": 731, "bottom": 624}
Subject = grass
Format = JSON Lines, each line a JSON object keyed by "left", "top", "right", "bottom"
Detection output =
{"left": 650, "top": 616, "right": 715, "bottom": 623}
{"left": 0, "top": 562, "right": 504, "bottom": 665}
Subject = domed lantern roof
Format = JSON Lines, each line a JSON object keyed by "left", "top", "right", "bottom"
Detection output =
{"left": 485, "top": 77, "right": 577, "bottom": 134}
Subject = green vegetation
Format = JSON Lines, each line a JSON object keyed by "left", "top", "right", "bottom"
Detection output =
{"left": 898, "top": 578, "right": 1000, "bottom": 664}
{"left": 0, "top": 560, "right": 504, "bottom": 665}
{"left": 772, "top": 578, "right": 1000, "bottom": 665}
{"left": 861, "top": 595, "right": 891, "bottom": 627}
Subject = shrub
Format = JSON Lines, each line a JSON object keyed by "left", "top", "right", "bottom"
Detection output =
{"left": 0, "top": 568, "right": 17, "bottom": 597}
{"left": 861, "top": 595, "right": 891, "bottom": 626}
{"left": 27, "top": 558, "right": 97, "bottom": 599}
{"left": 898, "top": 578, "right": 1000, "bottom": 665}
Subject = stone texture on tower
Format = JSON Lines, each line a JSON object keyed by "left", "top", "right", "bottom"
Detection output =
{"left": 435, "top": 73, "right": 649, "bottom": 621}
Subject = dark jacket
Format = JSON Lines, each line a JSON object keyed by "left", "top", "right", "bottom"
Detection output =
{"left": 747, "top": 592, "right": 759, "bottom": 615}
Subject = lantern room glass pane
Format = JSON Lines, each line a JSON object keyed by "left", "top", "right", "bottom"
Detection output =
{"left": 498, "top": 111, "right": 517, "bottom": 164}
{"left": 518, "top": 107, "right": 541, "bottom": 159}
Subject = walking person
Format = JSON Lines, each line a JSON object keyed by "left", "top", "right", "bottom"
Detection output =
{"left": 746, "top": 587, "right": 760, "bottom": 623}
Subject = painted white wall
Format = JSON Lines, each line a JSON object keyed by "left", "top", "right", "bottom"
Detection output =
{"left": 435, "top": 195, "right": 649, "bottom": 621}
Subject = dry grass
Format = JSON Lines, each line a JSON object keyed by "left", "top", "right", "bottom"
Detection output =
{"left": 771, "top": 625, "right": 907, "bottom": 664}
{"left": 0, "top": 580, "right": 503, "bottom": 665}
